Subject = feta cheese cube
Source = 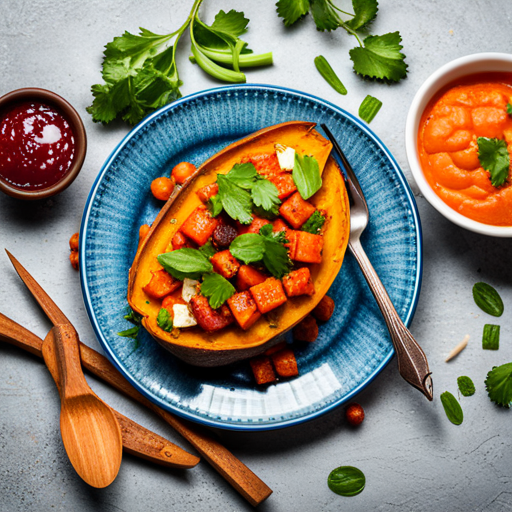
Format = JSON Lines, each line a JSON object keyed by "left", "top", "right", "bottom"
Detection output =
{"left": 172, "top": 304, "right": 197, "bottom": 328}
{"left": 182, "top": 278, "right": 199, "bottom": 303}
{"left": 275, "top": 144, "right": 296, "bottom": 171}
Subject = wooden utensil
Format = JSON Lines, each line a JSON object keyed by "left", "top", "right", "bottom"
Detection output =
{"left": 5, "top": 251, "right": 272, "bottom": 505}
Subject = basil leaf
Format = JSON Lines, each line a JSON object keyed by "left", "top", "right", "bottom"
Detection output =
{"left": 473, "top": 282, "right": 504, "bottom": 317}
{"left": 457, "top": 376, "right": 475, "bottom": 397}
{"left": 157, "top": 248, "right": 213, "bottom": 281}
{"left": 207, "top": 194, "right": 223, "bottom": 217}
{"left": 217, "top": 174, "right": 253, "bottom": 224}
{"left": 440, "top": 391, "right": 463, "bottom": 425}
{"left": 230, "top": 234, "right": 266, "bottom": 264}
{"left": 477, "top": 137, "right": 510, "bottom": 187}
{"left": 199, "top": 240, "right": 217, "bottom": 259}
{"left": 201, "top": 272, "right": 235, "bottom": 308}
{"left": 226, "top": 162, "right": 257, "bottom": 189}
{"left": 359, "top": 94, "right": 382, "bottom": 124}
{"left": 301, "top": 210, "right": 325, "bottom": 234}
{"left": 314, "top": 55, "right": 347, "bottom": 95}
{"left": 292, "top": 153, "right": 322, "bottom": 200}
{"left": 117, "top": 325, "right": 140, "bottom": 339}
{"left": 482, "top": 324, "right": 500, "bottom": 350}
{"left": 485, "top": 362, "right": 512, "bottom": 407}
{"left": 157, "top": 308, "right": 173, "bottom": 332}
{"left": 327, "top": 466, "right": 365, "bottom": 497}
{"left": 252, "top": 178, "right": 281, "bottom": 214}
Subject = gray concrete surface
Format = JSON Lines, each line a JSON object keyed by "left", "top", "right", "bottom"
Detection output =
{"left": 1, "top": 1, "right": 512, "bottom": 510}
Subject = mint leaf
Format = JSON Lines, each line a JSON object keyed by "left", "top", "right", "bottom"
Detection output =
{"left": 201, "top": 272, "right": 236, "bottom": 309}
{"left": 276, "top": 0, "right": 310, "bottom": 26}
{"left": 157, "top": 248, "right": 213, "bottom": 280}
{"left": 472, "top": 282, "right": 504, "bottom": 317}
{"left": 482, "top": 324, "right": 500, "bottom": 350}
{"left": 226, "top": 163, "right": 258, "bottom": 189}
{"left": 485, "top": 362, "right": 512, "bottom": 407}
{"left": 302, "top": 210, "right": 326, "bottom": 234}
{"left": 293, "top": 153, "right": 322, "bottom": 200}
{"left": 359, "top": 95, "right": 382, "bottom": 123}
{"left": 252, "top": 178, "right": 281, "bottom": 214}
{"left": 217, "top": 174, "right": 253, "bottom": 224}
{"left": 346, "top": 0, "right": 378, "bottom": 30}
{"left": 314, "top": 55, "right": 347, "bottom": 95}
{"left": 477, "top": 137, "right": 510, "bottom": 187}
{"left": 457, "top": 376, "right": 475, "bottom": 397}
{"left": 440, "top": 391, "right": 463, "bottom": 425}
{"left": 157, "top": 308, "right": 174, "bottom": 332}
{"left": 349, "top": 32, "right": 408, "bottom": 82}
{"left": 230, "top": 234, "right": 266, "bottom": 264}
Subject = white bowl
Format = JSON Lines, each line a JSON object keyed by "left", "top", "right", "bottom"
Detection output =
{"left": 405, "top": 52, "right": 512, "bottom": 237}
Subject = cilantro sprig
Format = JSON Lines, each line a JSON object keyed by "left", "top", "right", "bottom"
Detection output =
{"left": 485, "top": 362, "right": 512, "bottom": 408}
{"left": 276, "top": 0, "right": 407, "bottom": 82}
{"left": 477, "top": 137, "right": 510, "bottom": 188}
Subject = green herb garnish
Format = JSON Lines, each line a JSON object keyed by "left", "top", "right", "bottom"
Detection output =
{"left": 477, "top": 137, "right": 510, "bottom": 187}
{"left": 201, "top": 272, "right": 236, "bottom": 309}
{"left": 216, "top": 174, "right": 254, "bottom": 224}
{"left": 440, "top": 391, "right": 463, "bottom": 425}
{"left": 293, "top": 153, "right": 322, "bottom": 200}
{"left": 252, "top": 178, "right": 281, "bottom": 216}
{"left": 507, "top": 103, "right": 512, "bottom": 116}
{"left": 482, "top": 324, "right": 500, "bottom": 350}
{"left": 359, "top": 95, "right": 382, "bottom": 123}
{"left": 118, "top": 308, "right": 142, "bottom": 340}
{"left": 157, "top": 308, "right": 174, "bottom": 332}
{"left": 457, "top": 376, "right": 475, "bottom": 397}
{"left": 124, "top": 309, "right": 142, "bottom": 325}
{"left": 301, "top": 210, "right": 326, "bottom": 234}
{"left": 485, "top": 362, "right": 512, "bottom": 407}
{"left": 314, "top": 55, "right": 347, "bottom": 95}
{"left": 224, "top": 163, "right": 257, "bottom": 189}
{"left": 472, "top": 282, "right": 504, "bottom": 317}
{"left": 229, "top": 234, "right": 266, "bottom": 265}
{"left": 117, "top": 326, "right": 140, "bottom": 340}
{"left": 198, "top": 240, "right": 217, "bottom": 259}
{"left": 157, "top": 248, "right": 213, "bottom": 280}
{"left": 327, "top": 466, "right": 366, "bottom": 497}
{"left": 207, "top": 194, "right": 223, "bottom": 217}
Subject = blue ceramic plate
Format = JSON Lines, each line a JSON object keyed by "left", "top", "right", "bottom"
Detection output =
{"left": 80, "top": 85, "right": 422, "bottom": 431}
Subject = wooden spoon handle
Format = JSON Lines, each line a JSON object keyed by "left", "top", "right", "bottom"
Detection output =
{"left": 0, "top": 311, "right": 43, "bottom": 356}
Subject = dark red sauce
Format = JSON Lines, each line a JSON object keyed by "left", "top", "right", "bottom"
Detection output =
{"left": 0, "top": 102, "right": 75, "bottom": 190}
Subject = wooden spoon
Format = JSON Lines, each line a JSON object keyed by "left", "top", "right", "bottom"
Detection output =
{"left": 50, "top": 324, "right": 123, "bottom": 488}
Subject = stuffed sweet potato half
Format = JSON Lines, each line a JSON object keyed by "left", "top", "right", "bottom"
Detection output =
{"left": 128, "top": 121, "right": 350, "bottom": 367}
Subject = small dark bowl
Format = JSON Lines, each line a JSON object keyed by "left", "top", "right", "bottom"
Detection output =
{"left": 0, "top": 88, "right": 87, "bottom": 200}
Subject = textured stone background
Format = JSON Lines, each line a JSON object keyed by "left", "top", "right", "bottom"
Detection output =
{"left": 1, "top": 1, "right": 512, "bottom": 511}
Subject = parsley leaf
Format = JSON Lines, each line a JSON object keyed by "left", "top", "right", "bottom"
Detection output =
{"left": 157, "top": 248, "right": 213, "bottom": 280}
{"left": 346, "top": 0, "right": 378, "bottom": 31}
{"left": 252, "top": 179, "right": 281, "bottom": 215}
{"left": 217, "top": 174, "right": 253, "bottom": 224}
{"left": 293, "top": 153, "right": 322, "bottom": 200}
{"left": 485, "top": 362, "right": 512, "bottom": 407}
{"left": 230, "top": 234, "right": 266, "bottom": 264}
{"left": 201, "top": 272, "right": 236, "bottom": 309}
{"left": 310, "top": 0, "right": 339, "bottom": 31}
{"left": 457, "top": 376, "right": 475, "bottom": 397}
{"left": 507, "top": 103, "right": 512, "bottom": 116}
{"left": 302, "top": 210, "right": 326, "bottom": 234}
{"left": 359, "top": 95, "right": 382, "bottom": 123}
{"left": 440, "top": 391, "right": 463, "bottom": 425}
{"left": 483, "top": 324, "right": 500, "bottom": 350}
{"left": 314, "top": 55, "right": 347, "bottom": 95}
{"left": 207, "top": 194, "right": 223, "bottom": 217}
{"left": 157, "top": 308, "right": 174, "bottom": 332}
{"left": 349, "top": 32, "right": 408, "bottom": 82}
{"left": 276, "top": 0, "right": 310, "bottom": 26}
{"left": 477, "top": 137, "right": 510, "bottom": 187}
{"left": 259, "top": 225, "right": 292, "bottom": 279}
{"left": 226, "top": 163, "right": 257, "bottom": 189}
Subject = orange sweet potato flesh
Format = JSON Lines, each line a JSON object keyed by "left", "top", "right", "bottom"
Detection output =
{"left": 128, "top": 121, "right": 350, "bottom": 367}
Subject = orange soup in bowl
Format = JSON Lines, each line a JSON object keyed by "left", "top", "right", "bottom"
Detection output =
{"left": 418, "top": 73, "right": 512, "bottom": 226}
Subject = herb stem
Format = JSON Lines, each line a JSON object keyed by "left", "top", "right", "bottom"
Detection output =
{"left": 326, "top": 0, "right": 354, "bottom": 18}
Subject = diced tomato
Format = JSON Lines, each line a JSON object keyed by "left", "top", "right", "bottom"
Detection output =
{"left": 279, "top": 192, "right": 316, "bottom": 229}
{"left": 237, "top": 216, "right": 270, "bottom": 235}
{"left": 143, "top": 269, "right": 181, "bottom": 299}
{"left": 211, "top": 250, "right": 241, "bottom": 279}
{"left": 172, "top": 231, "right": 195, "bottom": 250}
{"left": 293, "top": 231, "right": 323, "bottom": 264}
{"left": 227, "top": 291, "right": 262, "bottom": 330}
{"left": 282, "top": 267, "right": 315, "bottom": 297}
{"left": 180, "top": 205, "right": 219, "bottom": 246}
{"left": 249, "top": 356, "right": 276, "bottom": 385}
{"left": 196, "top": 183, "right": 219, "bottom": 203}
{"left": 241, "top": 153, "right": 281, "bottom": 175}
{"left": 250, "top": 277, "right": 287, "bottom": 314}
{"left": 267, "top": 173, "right": 297, "bottom": 200}
{"left": 189, "top": 295, "right": 234, "bottom": 332}
{"left": 236, "top": 265, "right": 267, "bottom": 291}
{"left": 271, "top": 348, "right": 299, "bottom": 377}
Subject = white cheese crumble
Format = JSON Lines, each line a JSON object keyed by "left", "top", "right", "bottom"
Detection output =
{"left": 182, "top": 278, "right": 199, "bottom": 303}
{"left": 275, "top": 144, "right": 296, "bottom": 171}
{"left": 172, "top": 304, "right": 197, "bottom": 328}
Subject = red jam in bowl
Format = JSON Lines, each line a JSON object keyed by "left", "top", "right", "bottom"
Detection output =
{"left": 0, "top": 102, "right": 75, "bottom": 190}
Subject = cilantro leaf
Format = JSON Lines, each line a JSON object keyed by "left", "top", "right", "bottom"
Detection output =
{"left": 117, "top": 325, "right": 140, "bottom": 339}
{"left": 293, "top": 153, "right": 322, "bottom": 200}
{"left": 157, "top": 308, "right": 174, "bottom": 332}
{"left": 302, "top": 210, "right": 326, "bottom": 234}
{"left": 201, "top": 272, "right": 236, "bottom": 309}
{"left": 217, "top": 174, "right": 253, "bottom": 224}
{"left": 507, "top": 103, "right": 512, "bottom": 116}
{"left": 482, "top": 324, "right": 500, "bottom": 350}
{"left": 349, "top": 32, "right": 408, "bottom": 82}
{"left": 346, "top": 0, "right": 378, "bottom": 31}
{"left": 276, "top": 0, "right": 310, "bottom": 26}
{"left": 359, "top": 95, "right": 382, "bottom": 123}
{"left": 485, "top": 362, "right": 512, "bottom": 407}
{"left": 211, "top": 9, "right": 249, "bottom": 36}
{"left": 252, "top": 178, "right": 281, "bottom": 215}
{"left": 259, "top": 225, "right": 292, "bottom": 279}
{"left": 457, "top": 376, "right": 475, "bottom": 397}
{"left": 226, "top": 163, "right": 258, "bottom": 189}
{"left": 230, "top": 234, "right": 266, "bottom": 264}
{"left": 310, "top": 0, "right": 340, "bottom": 31}
{"left": 477, "top": 137, "right": 510, "bottom": 187}
{"left": 157, "top": 248, "right": 213, "bottom": 281}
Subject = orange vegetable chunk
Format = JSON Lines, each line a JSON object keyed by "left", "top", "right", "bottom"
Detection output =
{"left": 268, "top": 173, "right": 297, "bottom": 200}
{"left": 151, "top": 176, "right": 175, "bottom": 201}
{"left": 249, "top": 356, "right": 276, "bottom": 385}
{"left": 237, "top": 216, "right": 270, "bottom": 235}
{"left": 172, "top": 161, "right": 197, "bottom": 184}
{"left": 143, "top": 269, "right": 181, "bottom": 299}
{"left": 196, "top": 182, "right": 219, "bottom": 203}
{"left": 211, "top": 250, "right": 241, "bottom": 279}
{"left": 242, "top": 153, "right": 281, "bottom": 175}
{"left": 250, "top": 277, "right": 287, "bottom": 314}
{"left": 279, "top": 192, "right": 316, "bottom": 229}
{"left": 180, "top": 205, "right": 219, "bottom": 246}
{"left": 282, "top": 267, "right": 315, "bottom": 297}
{"left": 271, "top": 348, "right": 299, "bottom": 377}
{"left": 162, "top": 291, "right": 186, "bottom": 317}
{"left": 236, "top": 265, "right": 267, "bottom": 291}
{"left": 272, "top": 218, "right": 290, "bottom": 232}
{"left": 293, "top": 231, "right": 323, "bottom": 263}
{"left": 227, "top": 291, "right": 262, "bottom": 330}
{"left": 189, "top": 295, "right": 234, "bottom": 332}
{"left": 172, "top": 231, "right": 195, "bottom": 250}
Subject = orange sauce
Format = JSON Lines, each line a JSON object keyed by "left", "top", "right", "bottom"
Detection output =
{"left": 418, "top": 73, "right": 512, "bottom": 225}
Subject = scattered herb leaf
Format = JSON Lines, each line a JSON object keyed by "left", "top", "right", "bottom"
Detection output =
{"left": 276, "top": 0, "right": 310, "bottom": 26}
{"left": 472, "top": 282, "right": 504, "bottom": 317}
{"left": 259, "top": 224, "right": 292, "bottom": 279}
{"left": 327, "top": 466, "right": 366, "bottom": 497}
{"left": 483, "top": 324, "right": 500, "bottom": 350}
{"left": 457, "top": 376, "right": 475, "bottom": 397}
{"left": 157, "top": 248, "right": 213, "bottom": 280}
{"left": 293, "top": 153, "right": 322, "bottom": 200}
{"left": 440, "top": 391, "right": 463, "bottom": 425}
{"left": 124, "top": 308, "right": 142, "bottom": 325}
{"left": 217, "top": 174, "right": 254, "bottom": 224}
{"left": 252, "top": 178, "right": 281, "bottom": 215}
{"left": 230, "top": 234, "right": 266, "bottom": 264}
{"left": 301, "top": 210, "right": 326, "bottom": 234}
{"left": 314, "top": 55, "right": 347, "bottom": 95}
{"left": 477, "top": 137, "right": 510, "bottom": 187}
{"left": 485, "top": 362, "right": 512, "bottom": 407}
{"left": 310, "top": 0, "right": 339, "bottom": 32}
{"left": 157, "top": 308, "right": 174, "bottom": 332}
{"left": 207, "top": 194, "right": 223, "bottom": 217}
{"left": 225, "top": 163, "right": 258, "bottom": 189}
{"left": 359, "top": 95, "right": 382, "bottom": 123}
{"left": 507, "top": 103, "right": 512, "bottom": 117}
{"left": 201, "top": 272, "right": 236, "bottom": 308}
{"left": 346, "top": 0, "right": 378, "bottom": 31}
{"left": 118, "top": 325, "right": 140, "bottom": 340}
{"left": 198, "top": 240, "right": 217, "bottom": 259}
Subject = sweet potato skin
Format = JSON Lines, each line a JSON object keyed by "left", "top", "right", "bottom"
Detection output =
{"left": 143, "top": 269, "right": 181, "bottom": 299}
{"left": 180, "top": 205, "right": 219, "bottom": 246}
{"left": 227, "top": 291, "right": 262, "bottom": 330}
{"left": 189, "top": 295, "right": 234, "bottom": 332}
{"left": 279, "top": 192, "right": 316, "bottom": 229}
{"left": 250, "top": 277, "right": 287, "bottom": 314}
